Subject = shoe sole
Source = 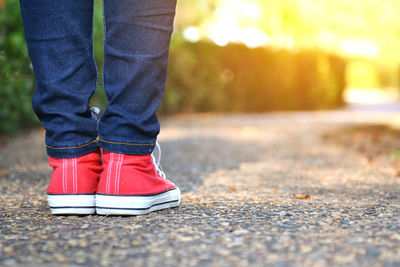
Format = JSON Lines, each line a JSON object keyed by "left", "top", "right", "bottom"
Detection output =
{"left": 96, "top": 188, "right": 181, "bottom": 215}
{"left": 47, "top": 194, "right": 96, "bottom": 215}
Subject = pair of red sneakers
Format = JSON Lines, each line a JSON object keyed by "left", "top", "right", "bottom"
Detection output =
{"left": 46, "top": 143, "right": 180, "bottom": 215}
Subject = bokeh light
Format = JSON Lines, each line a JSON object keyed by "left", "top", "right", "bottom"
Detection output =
{"left": 175, "top": 0, "right": 400, "bottom": 102}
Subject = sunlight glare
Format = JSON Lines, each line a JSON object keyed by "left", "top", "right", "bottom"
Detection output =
{"left": 208, "top": 0, "right": 266, "bottom": 48}
{"left": 344, "top": 88, "right": 399, "bottom": 104}
{"left": 241, "top": 2, "right": 262, "bottom": 18}
{"left": 183, "top": 26, "right": 200, "bottom": 43}
{"left": 341, "top": 39, "right": 379, "bottom": 57}
{"left": 176, "top": 0, "right": 400, "bottom": 64}
{"left": 241, "top": 28, "right": 269, "bottom": 48}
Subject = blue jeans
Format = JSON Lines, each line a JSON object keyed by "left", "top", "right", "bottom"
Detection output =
{"left": 19, "top": 0, "right": 177, "bottom": 158}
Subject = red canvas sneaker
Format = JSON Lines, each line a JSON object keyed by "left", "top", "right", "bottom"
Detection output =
{"left": 47, "top": 149, "right": 102, "bottom": 214}
{"left": 96, "top": 143, "right": 181, "bottom": 215}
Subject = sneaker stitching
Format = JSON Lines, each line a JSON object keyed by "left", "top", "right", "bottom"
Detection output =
{"left": 116, "top": 154, "right": 120, "bottom": 195}
{"left": 106, "top": 153, "right": 114, "bottom": 194}
{"left": 106, "top": 154, "right": 109, "bottom": 194}
{"left": 71, "top": 158, "right": 74, "bottom": 194}
{"left": 113, "top": 154, "right": 119, "bottom": 194}
{"left": 113, "top": 154, "right": 117, "bottom": 195}
{"left": 116, "top": 154, "right": 123, "bottom": 194}
{"left": 69, "top": 159, "right": 72, "bottom": 193}
{"left": 119, "top": 154, "right": 122, "bottom": 193}
{"left": 75, "top": 158, "right": 78, "bottom": 194}
{"left": 73, "top": 158, "right": 77, "bottom": 194}
{"left": 62, "top": 159, "right": 66, "bottom": 194}
{"left": 76, "top": 158, "right": 78, "bottom": 194}
{"left": 65, "top": 159, "right": 68, "bottom": 194}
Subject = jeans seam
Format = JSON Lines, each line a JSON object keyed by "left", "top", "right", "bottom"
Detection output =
{"left": 98, "top": 138, "right": 155, "bottom": 146}
{"left": 102, "top": 0, "right": 106, "bottom": 98}
{"left": 46, "top": 139, "right": 98, "bottom": 150}
{"left": 91, "top": 0, "right": 99, "bottom": 109}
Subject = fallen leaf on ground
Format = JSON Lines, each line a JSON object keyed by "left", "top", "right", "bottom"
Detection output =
{"left": 293, "top": 193, "right": 310, "bottom": 199}
{"left": 229, "top": 184, "right": 236, "bottom": 192}
{"left": 1, "top": 169, "right": 8, "bottom": 177}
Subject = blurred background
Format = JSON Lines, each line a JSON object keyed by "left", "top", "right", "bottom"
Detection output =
{"left": 1, "top": 0, "right": 400, "bottom": 134}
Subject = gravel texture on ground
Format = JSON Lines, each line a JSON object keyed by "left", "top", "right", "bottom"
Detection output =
{"left": 1, "top": 111, "right": 400, "bottom": 266}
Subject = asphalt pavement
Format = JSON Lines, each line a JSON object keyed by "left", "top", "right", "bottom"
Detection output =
{"left": 1, "top": 110, "right": 400, "bottom": 266}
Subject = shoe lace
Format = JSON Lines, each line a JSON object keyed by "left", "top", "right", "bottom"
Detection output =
{"left": 152, "top": 141, "right": 166, "bottom": 179}
{"left": 90, "top": 106, "right": 101, "bottom": 121}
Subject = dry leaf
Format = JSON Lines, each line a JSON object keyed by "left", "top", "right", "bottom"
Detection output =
{"left": 1, "top": 169, "right": 8, "bottom": 177}
{"left": 229, "top": 184, "right": 236, "bottom": 192}
{"left": 293, "top": 193, "right": 310, "bottom": 199}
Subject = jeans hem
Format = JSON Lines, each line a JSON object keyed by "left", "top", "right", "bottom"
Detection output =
{"left": 97, "top": 138, "right": 155, "bottom": 155}
{"left": 46, "top": 139, "right": 99, "bottom": 158}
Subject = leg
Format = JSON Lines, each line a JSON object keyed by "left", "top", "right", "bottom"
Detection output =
{"left": 20, "top": 0, "right": 102, "bottom": 214}
{"left": 96, "top": 0, "right": 180, "bottom": 215}
{"left": 98, "top": 0, "right": 177, "bottom": 155}
{"left": 20, "top": 0, "right": 99, "bottom": 158}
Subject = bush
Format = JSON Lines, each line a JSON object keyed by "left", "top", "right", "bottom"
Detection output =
{"left": 0, "top": 0, "right": 105, "bottom": 134}
{"left": 161, "top": 41, "right": 346, "bottom": 113}
{"left": 0, "top": 0, "right": 38, "bottom": 134}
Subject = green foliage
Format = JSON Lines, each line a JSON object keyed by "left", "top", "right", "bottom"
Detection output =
{"left": 0, "top": 0, "right": 106, "bottom": 134}
{"left": 89, "top": 0, "right": 108, "bottom": 112}
{"left": 0, "top": 0, "right": 39, "bottom": 134}
{"left": 161, "top": 41, "right": 346, "bottom": 113}
{"left": 389, "top": 150, "right": 400, "bottom": 161}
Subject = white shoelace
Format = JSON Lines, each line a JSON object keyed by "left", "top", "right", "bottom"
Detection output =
{"left": 90, "top": 106, "right": 101, "bottom": 120}
{"left": 152, "top": 141, "right": 166, "bottom": 179}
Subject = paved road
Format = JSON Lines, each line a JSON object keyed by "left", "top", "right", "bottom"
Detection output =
{"left": 1, "top": 111, "right": 399, "bottom": 266}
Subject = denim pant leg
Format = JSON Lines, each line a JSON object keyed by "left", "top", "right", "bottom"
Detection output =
{"left": 20, "top": 0, "right": 99, "bottom": 158}
{"left": 97, "top": 0, "right": 177, "bottom": 155}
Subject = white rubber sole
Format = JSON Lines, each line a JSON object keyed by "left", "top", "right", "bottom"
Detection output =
{"left": 96, "top": 188, "right": 181, "bottom": 215}
{"left": 47, "top": 194, "right": 96, "bottom": 215}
